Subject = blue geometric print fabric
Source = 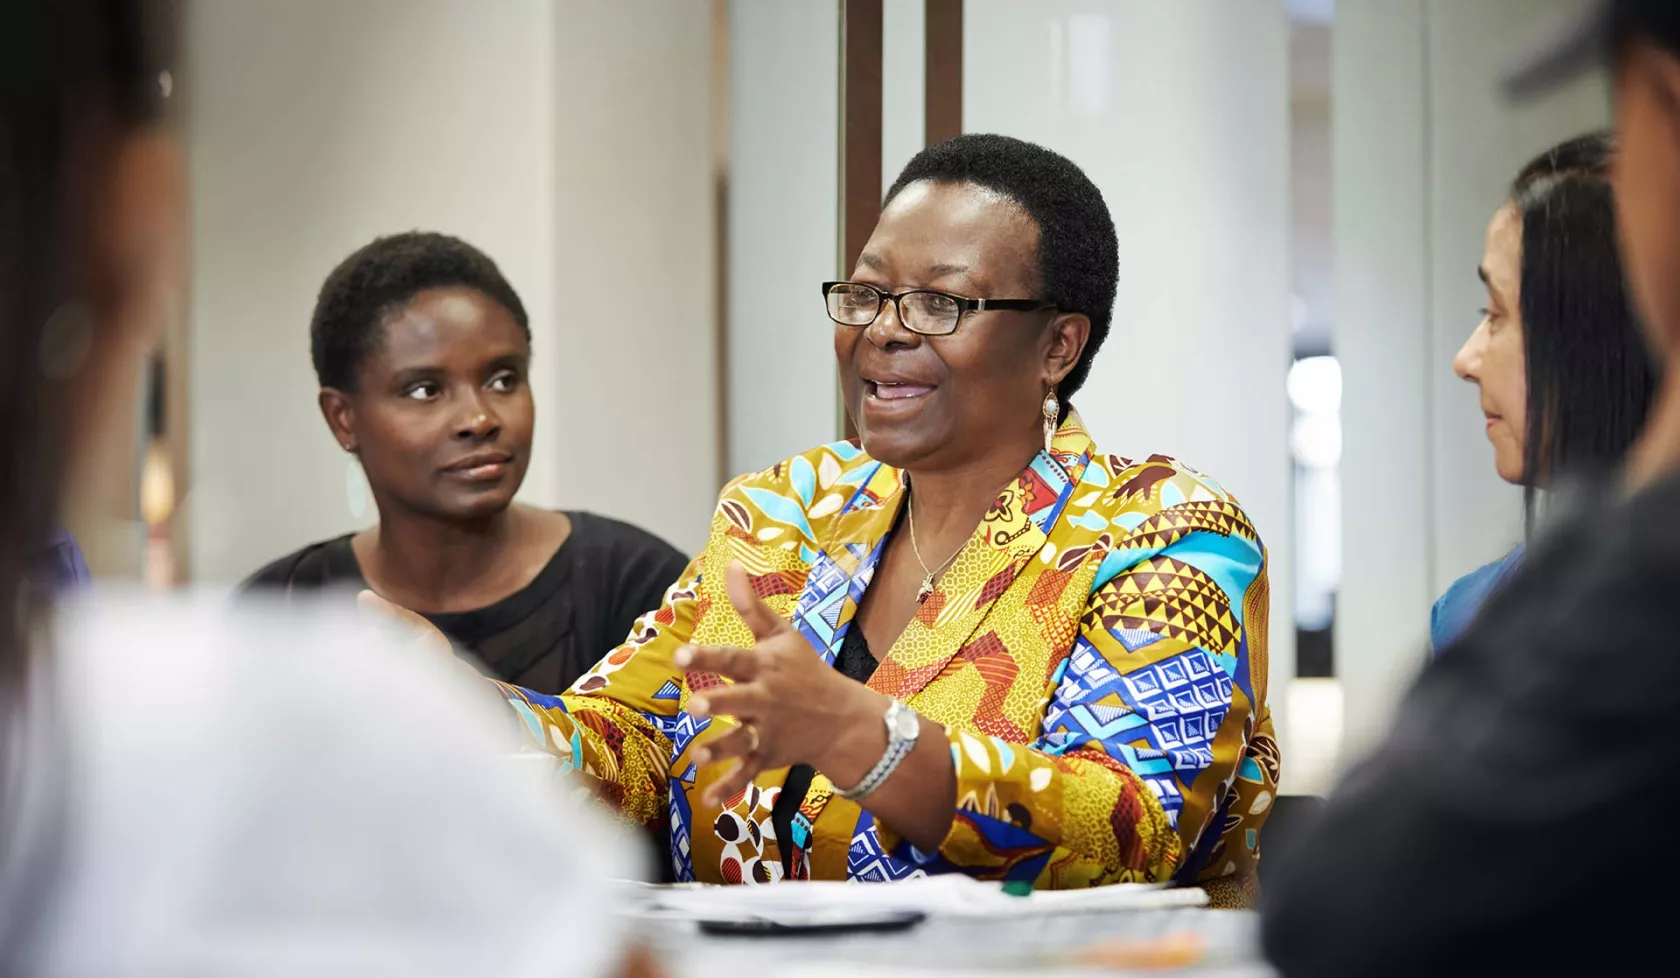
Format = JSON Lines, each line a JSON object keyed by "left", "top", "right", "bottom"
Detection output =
{"left": 847, "top": 811, "right": 926, "bottom": 882}
{"left": 1041, "top": 638, "right": 1233, "bottom": 827}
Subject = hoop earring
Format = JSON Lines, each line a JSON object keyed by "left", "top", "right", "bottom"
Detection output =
{"left": 1042, "top": 389, "right": 1059, "bottom": 454}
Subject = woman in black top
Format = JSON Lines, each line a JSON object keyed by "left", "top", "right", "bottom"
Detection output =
{"left": 246, "top": 232, "right": 688, "bottom": 694}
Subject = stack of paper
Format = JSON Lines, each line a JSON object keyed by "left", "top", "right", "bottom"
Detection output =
{"left": 629, "top": 874, "right": 1207, "bottom": 925}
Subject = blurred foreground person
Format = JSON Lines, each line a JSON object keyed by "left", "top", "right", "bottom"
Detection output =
{"left": 0, "top": 2, "right": 642, "bottom": 975}
{"left": 1432, "top": 130, "right": 1654, "bottom": 651}
{"left": 28, "top": 528, "right": 90, "bottom": 596}
{"left": 1265, "top": 2, "right": 1680, "bottom": 974}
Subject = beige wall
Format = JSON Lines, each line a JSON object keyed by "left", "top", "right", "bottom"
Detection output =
{"left": 185, "top": 0, "right": 718, "bottom": 583}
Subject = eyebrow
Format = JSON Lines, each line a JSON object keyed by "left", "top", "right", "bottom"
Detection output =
{"left": 853, "top": 252, "right": 971, "bottom": 280}
{"left": 389, "top": 365, "right": 441, "bottom": 386}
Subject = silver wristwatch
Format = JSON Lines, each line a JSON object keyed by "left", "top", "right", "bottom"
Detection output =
{"left": 834, "top": 698, "right": 920, "bottom": 801}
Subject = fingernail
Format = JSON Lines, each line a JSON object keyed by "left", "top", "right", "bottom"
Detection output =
{"left": 674, "top": 647, "right": 693, "bottom": 667}
{"left": 689, "top": 696, "right": 709, "bottom": 716}
{"left": 694, "top": 748, "right": 711, "bottom": 765}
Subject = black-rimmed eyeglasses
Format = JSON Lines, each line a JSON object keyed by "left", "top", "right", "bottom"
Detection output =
{"left": 820, "top": 281, "right": 1057, "bottom": 337}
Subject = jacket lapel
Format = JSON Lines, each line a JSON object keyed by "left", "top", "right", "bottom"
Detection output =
{"left": 867, "top": 414, "right": 1096, "bottom": 701}
{"left": 779, "top": 415, "right": 1097, "bottom": 880}
{"left": 763, "top": 461, "right": 902, "bottom": 880}
{"left": 785, "top": 459, "right": 905, "bottom": 664}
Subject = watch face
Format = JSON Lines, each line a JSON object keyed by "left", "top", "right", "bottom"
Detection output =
{"left": 891, "top": 705, "right": 920, "bottom": 741}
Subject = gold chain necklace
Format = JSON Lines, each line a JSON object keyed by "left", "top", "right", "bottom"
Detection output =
{"left": 906, "top": 489, "right": 964, "bottom": 604}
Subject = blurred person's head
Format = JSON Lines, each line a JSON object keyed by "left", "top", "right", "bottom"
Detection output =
{"left": 828, "top": 133, "right": 1116, "bottom": 471}
{"left": 1453, "top": 131, "right": 1654, "bottom": 499}
{"left": 1610, "top": 12, "right": 1680, "bottom": 358}
{"left": 0, "top": 0, "right": 180, "bottom": 679}
{"left": 311, "top": 233, "right": 535, "bottom": 525}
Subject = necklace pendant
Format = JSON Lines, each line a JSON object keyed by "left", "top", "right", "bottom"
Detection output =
{"left": 916, "top": 576, "right": 934, "bottom": 604}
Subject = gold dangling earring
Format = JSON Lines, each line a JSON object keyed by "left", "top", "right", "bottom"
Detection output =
{"left": 1042, "top": 389, "right": 1059, "bottom": 455}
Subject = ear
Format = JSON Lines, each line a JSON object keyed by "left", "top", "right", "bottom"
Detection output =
{"left": 318, "top": 388, "right": 358, "bottom": 453}
{"left": 1042, "top": 311, "right": 1092, "bottom": 389}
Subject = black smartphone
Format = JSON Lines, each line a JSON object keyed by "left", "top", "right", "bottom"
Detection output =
{"left": 697, "top": 909, "right": 927, "bottom": 937}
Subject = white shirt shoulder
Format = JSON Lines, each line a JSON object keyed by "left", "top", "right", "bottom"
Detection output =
{"left": 2, "top": 592, "right": 638, "bottom": 978}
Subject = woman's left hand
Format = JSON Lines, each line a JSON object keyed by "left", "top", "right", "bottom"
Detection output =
{"left": 677, "top": 560, "right": 884, "bottom": 807}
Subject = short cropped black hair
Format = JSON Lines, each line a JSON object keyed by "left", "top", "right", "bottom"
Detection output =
{"left": 310, "top": 231, "right": 530, "bottom": 391}
{"left": 884, "top": 134, "right": 1119, "bottom": 402}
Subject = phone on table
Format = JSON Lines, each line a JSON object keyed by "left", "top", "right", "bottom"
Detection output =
{"left": 697, "top": 908, "right": 926, "bottom": 937}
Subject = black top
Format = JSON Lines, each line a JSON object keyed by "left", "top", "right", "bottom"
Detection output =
{"left": 1262, "top": 476, "right": 1680, "bottom": 976}
{"left": 772, "top": 624, "right": 879, "bottom": 874}
{"left": 243, "top": 511, "right": 689, "bottom": 695}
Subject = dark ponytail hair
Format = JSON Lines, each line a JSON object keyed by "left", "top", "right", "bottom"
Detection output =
{"left": 1511, "top": 130, "right": 1657, "bottom": 524}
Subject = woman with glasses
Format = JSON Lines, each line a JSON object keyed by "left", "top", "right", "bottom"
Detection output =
{"left": 387, "top": 134, "right": 1277, "bottom": 902}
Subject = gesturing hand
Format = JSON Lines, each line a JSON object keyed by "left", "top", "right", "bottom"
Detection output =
{"left": 677, "top": 561, "right": 883, "bottom": 807}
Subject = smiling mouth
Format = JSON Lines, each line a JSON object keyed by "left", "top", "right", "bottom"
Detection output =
{"left": 866, "top": 380, "right": 937, "bottom": 401}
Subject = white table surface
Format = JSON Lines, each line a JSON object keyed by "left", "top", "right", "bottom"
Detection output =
{"left": 631, "top": 906, "right": 1275, "bottom": 977}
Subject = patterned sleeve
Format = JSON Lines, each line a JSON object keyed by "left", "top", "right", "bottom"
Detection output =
{"left": 494, "top": 552, "right": 706, "bottom": 830}
{"left": 883, "top": 469, "right": 1269, "bottom": 887}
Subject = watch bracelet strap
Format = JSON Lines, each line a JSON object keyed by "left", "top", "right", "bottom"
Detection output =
{"left": 834, "top": 735, "right": 914, "bottom": 801}
{"left": 834, "top": 701, "right": 916, "bottom": 801}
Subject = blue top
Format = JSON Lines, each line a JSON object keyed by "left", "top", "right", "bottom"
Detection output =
{"left": 1430, "top": 544, "right": 1525, "bottom": 653}
{"left": 31, "top": 526, "right": 92, "bottom": 593}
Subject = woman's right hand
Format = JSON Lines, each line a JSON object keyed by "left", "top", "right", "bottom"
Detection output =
{"left": 357, "top": 589, "right": 523, "bottom": 741}
{"left": 356, "top": 589, "right": 455, "bottom": 660}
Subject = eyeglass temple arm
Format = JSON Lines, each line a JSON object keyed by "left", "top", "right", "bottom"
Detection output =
{"left": 970, "top": 298, "right": 1055, "bottom": 312}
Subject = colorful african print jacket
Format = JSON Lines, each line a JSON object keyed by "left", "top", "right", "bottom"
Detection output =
{"left": 499, "top": 411, "right": 1278, "bottom": 891}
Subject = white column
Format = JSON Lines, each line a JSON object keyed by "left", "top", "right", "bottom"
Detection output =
{"left": 964, "top": 0, "right": 1297, "bottom": 771}
{"left": 725, "top": 0, "right": 841, "bottom": 478}
{"left": 546, "top": 0, "right": 718, "bottom": 556}
{"left": 1334, "top": 0, "right": 1611, "bottom": 755}
{"left": 1333, "top": 0, "right": 1434, "bottom": 754}
{"left": 187, "top": 0, "right": 718, "bottom": 580}
{"left": 881, "top": 0, "right": 927, "bottom": 190}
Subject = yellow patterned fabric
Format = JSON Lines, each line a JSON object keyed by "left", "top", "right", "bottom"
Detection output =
{"left": 498, "top": 411, "right": 1278, "bottom": 891}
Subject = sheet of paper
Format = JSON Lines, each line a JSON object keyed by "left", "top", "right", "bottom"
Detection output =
{"left": 626, "top": 874, "right": 1208, "bottom": 924}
